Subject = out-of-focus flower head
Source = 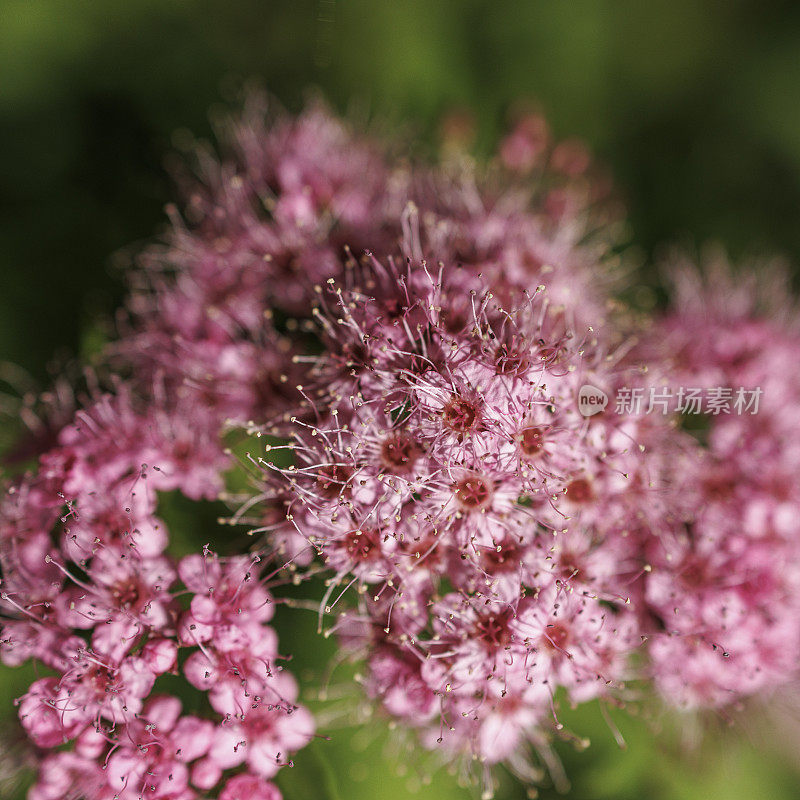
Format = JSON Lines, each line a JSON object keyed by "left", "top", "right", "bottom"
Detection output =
{"left": 638, "top": 251, "right": 800, "bottom": 710}
{"left": 120, "top": 91, "right": 624, "bottom": 433}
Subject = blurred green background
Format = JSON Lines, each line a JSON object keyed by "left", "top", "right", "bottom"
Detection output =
{"left": 2, "top": 1, "right": 800, "bottom": 798}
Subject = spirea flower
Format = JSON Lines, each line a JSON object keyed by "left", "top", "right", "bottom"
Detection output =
{"left": 119, "top": 92, "right": 621, "bottom": 434}
{"left": 1, "top": 384, "right": 312, "bottom": 799}
{"left": 5, "top": 92, "right": 800, "bottom": 800}
{"left": 249, "top": 251, "right": 665, "bottom": 785}
{"left": 638, "top": 253, "right": 800, "bottom": 710}
{"left": 118, "top": 94, "right": 401, "bottom": 432}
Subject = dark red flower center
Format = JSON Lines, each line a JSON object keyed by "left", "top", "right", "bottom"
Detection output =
{"left": 538, "top": 340, "right": 563, "bottom": 366}
{"left": 83, "top": 666, "right": 118, "bottom": 698}
{"left": 110, "top": 578, "right": 143, "bottom": 610}
{"left": 475, "top": 608, "right": 514, "bottom": 649}
{"left": 565, "top": 478, "right": 594, "bottom": 503}
{"left": 455, "top": 475, "right": 493, "bottom": 510}
{"left": 542, "top": 622, "right": 570, "bottom": 651}
{"left": 316, "top": 464, "right": 353, "bottom": 499}
{"left": 495, "top": 341, "right": 530, "bottom": 375}
{"left": 481, "top": 541, "right": 521, "bottom": 573}
{"left": 402, "top": 531, "right": 441, "bottom": 562}
{"left": 339, "top": 341, "right": 371, "bottom": 374}
{"left": 679, "top": 557, "right": 711, "bottom": 588}
{"left": 443, "top": 395, "right": 481, "bottom": 432}
{"left": 172, "top": 440, "right": 193, "bottom": 463}
{"left": 380, "top": 432, "right": 422, "bottom": 473}
{"left": 702, "top": 471, "right": 737, "bottom": 501}
{"left": 344, "top": 529, "right": 380, "bottom": 562}
{"left": 440, "top": 306, "right": 469, "bottom": 334}
{"left": 556, "top": 551, "right": 582, "bottom": 581}
{"left": 519, "top": 426, "right": 546, "bottom": 457}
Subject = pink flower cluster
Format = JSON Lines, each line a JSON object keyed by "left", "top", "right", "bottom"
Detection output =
{"left": 639, "top": 254, "right": 800, "bottom": 709}
{"left": 119, "top": 98, "right": 616, "bottom": 433}
{"left": 1, "top": 384, "right": 312, "bottom": 799}
{"left": 119, "top": 95, "right": 402, "bottom": 427}
{"left": 4, "top": 94, "right": 800, "bottom": 796}
{"left": 254, "top": 255, "right": 660, "bottom": 774}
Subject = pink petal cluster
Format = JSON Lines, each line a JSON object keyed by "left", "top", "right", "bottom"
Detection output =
{"left": 4, "top": 93, "right": 800, "bottom": 797}
{"left": 1, "top": 384, "right": 312, "bottom": 799}
{"left": 119, "top": 95, "right": 617, "bottom": 432}
{"left": 638, "top": 255, "right": 800, "bottom": 709}
{"left": 249, "top": 253, "right": 668, "bottom": 782}
{"left": 119, "top": 95, "right": 402, "bottom": 428}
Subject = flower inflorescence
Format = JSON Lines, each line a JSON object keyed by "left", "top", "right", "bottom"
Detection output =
{"left": 3, "top": 95, "right": 800, "bottom": 798}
